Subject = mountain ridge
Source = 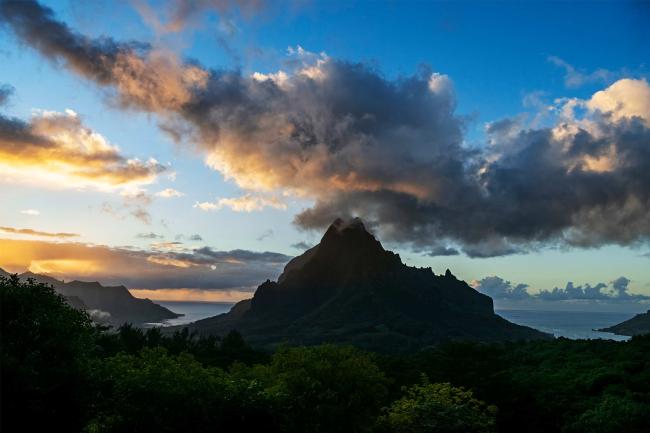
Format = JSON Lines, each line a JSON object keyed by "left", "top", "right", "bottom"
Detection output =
{"left": 599, "top": 310, "right": 650, "bottom": 336}
{"left": 0, "top": 268, "right": 179, "bottom": 325}
{"left": 179, "top": 218, "right": 551, "bottom": 353}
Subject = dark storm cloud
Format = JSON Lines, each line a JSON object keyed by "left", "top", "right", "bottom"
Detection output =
{"left": 4, "top": 0, "right": 650, "bottom": 257}
{"left": 425, "top": 245, "right": 460, "bottom": 257}
{"left": 475, "top": 275, "right": 650, "bottom": 303}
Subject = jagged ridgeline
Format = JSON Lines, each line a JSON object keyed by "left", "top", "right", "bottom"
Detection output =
{"left": 0, "top": 268, "right": 179, "bottom": 325}
{"left": 180, "top": 218, "right": 551, "bottom": 353}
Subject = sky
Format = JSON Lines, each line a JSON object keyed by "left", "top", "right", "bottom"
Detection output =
{"left": 0, "top": 0, "right": 649, "bottom": 310}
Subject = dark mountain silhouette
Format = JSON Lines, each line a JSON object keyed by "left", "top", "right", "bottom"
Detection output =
{"left": 0, "top": 268, "right": 179, "bottom": 325}
{"left": 180, "top": 218, "right": 551, "bottom": 352}
{"left": 599, "top": 310, "right": 650, "bottom": 336}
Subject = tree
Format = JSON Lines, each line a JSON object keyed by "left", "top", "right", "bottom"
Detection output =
{"left": 236, "top": 344, "right": 389, "bottom": 433}
{"left": 378, "top": 378, "right": 497, "bottom": 433}
{"left": 564, "top": 394, "right": 650, "bottom": 433}
{"left": 87, "top": 347, "right": 278, "bottom": 433}
{"left": 1, "top": 274, "right": 95, "bottom": 432}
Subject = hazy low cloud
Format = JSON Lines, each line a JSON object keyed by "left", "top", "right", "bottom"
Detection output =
{"left": 0, "top": 226, "right": 79, "bottom": 238}
{"left": 3, "top": 1, "right": 650, "bottom": 257}
{"left": 20, "top": 209, "right": 40, "bottom": 216}
{"left": 136, "top": 232, "right": 163, "bottom": 239}
{"left": 473, "top": 275, "right": 650, "bottom": 303}
{"left": 0, "top": 237, "right": 292, "bottom": 291}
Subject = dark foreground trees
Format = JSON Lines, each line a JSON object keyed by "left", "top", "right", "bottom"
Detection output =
{"left": 377, "top": 379, "right": 497, "bottom": 433}
{"left": 1, "top": 274, "right": 95, "bottom": 432}
{"left": 2, "top": 275, "right": 650, "bottom": 433}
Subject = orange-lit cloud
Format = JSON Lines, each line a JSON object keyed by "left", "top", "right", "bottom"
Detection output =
{"left": 129, "top": 288, "right": 253, "bottom": 302}
{"left": 0, "top": 109, "right": 165, "bottom": 190}
{"left": 194, "top": 193, "right": 287, "bottom": 212}
{"left": 5, "top": 1, "right": 650, "bottom": 257}
{"left": 0, "top": 238, "right": 290, "bottom": 292}
{"left": 0, "top": 226, "right": 79, "bottom": 238}
{"left": 155, "top": 188, "right": 184, "bottom": 198}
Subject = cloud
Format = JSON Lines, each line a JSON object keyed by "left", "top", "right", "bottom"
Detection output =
{"left": 425, "top": 245, "right": 460, "bottom": 257}
{"left": 586, "top": 78, "right": 650, "bottom": 125}
{"left": 0, "top": 226, "right": 79, "bottom": 238}
{"left": 188, "top": 234, "right": 203, "bottom": 241}
{"left": 0, "top": 237, "right": 292, "bottom": 291}
{"left": 0, "top": 1, "right": 208, "bottom": 112}
{"left": 548, "top": 55, "right": 617, "bottom": 88}
{"left": 20, "top": 209, "right": 40, "bottom": 216}
{"left": 128, "top": 288, "right": 252, "bottom": 302}
{"left": 155, "top": 188, "right": 184, "bottom": 198}
{"left": 291, "top": 241, "right": 312, "bottom": 250}
{"left": 136, "top": 232, "right": 163, "bottom": 239}
{"left": 0, "top": 83, "right": 14, "bottom": 106}
{"left": 471, "top": 276, "right": 532, "bottom": 300}
{"left": 256, "top": 229, "right": 273, "bottom": 241}
{"left": 195, "top": 194, "right": 287, "bottom": 212}
{"left": 474, "top": 275, "right": 650, "bottom": 303}
{"left": 0, "top": 109, "right": 165, "bottom": 190}
{"left": 87, "top": 309, "right": 111, "bottom": 322}
{"left": 151, "top": 241, "right": 185, "bottom": 251}
{"left": 5, "top": 2, "right": 650, "bottom": 257}
{"left": 132, "top": 0, "right": 263, "bottom": 34}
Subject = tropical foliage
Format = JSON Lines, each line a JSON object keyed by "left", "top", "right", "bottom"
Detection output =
{"left": 2, "top": 275, "right": 650, "bottom": 433}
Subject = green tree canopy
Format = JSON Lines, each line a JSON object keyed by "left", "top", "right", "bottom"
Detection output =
{"left": 378, "top": 378, "right": 497, "bottom": 433}
{"left": 1, "top": 274, "right": 95, "bottom": 432}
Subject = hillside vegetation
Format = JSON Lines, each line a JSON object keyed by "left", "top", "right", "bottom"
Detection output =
{"left": 2, "top": 275, "right": 650, "bottom": 433}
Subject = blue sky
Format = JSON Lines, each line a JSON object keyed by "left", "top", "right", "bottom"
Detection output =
{"left": 1, "top": 0, "right": 649, "bottom": 308}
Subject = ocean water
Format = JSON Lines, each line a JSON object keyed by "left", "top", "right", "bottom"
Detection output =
{"left": 496, "top": 309, "right": 632, "bottom": 341}
{"left": 150, "top": 301, "right": 235, "bottom": 327}
{"left": 148, "top": 301, "right": 634, "bottom": 341}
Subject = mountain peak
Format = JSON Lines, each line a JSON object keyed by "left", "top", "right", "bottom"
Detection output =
{"left": 184, "top": 218, "right": 552, "bottom": 352}
{"left": 330, "top": 217, "right": 367, "bottom": 233}
{"left": 317, "top": 217, "right": 390, "bottom": 264}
